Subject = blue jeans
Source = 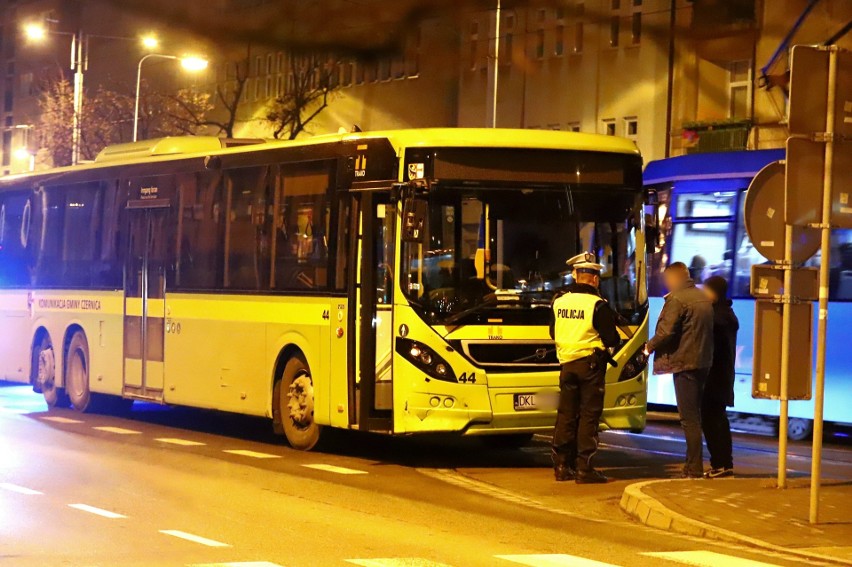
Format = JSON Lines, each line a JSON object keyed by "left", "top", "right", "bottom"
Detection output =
{"left": 674, "top": 369, "right": 708, "bottom": 476}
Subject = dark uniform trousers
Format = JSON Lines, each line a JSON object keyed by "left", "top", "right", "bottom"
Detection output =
{"left": 551, "top": 353, "right": 606, "bottom": 471}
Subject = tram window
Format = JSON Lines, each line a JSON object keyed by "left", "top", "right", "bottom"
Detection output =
{"left": 273, "top": 163, "right": 331, "bottom": 290}
{"left": 177, "top": 171, "right": 225, "bottom": 290}
{"left": 670, "top": 221, "right": 731, "bottom": 285}
{"left": 224, "top": 166, "right": 271, "bottom": 290}
{"left": 676, "top": 191, "right": 736, "bottom": 218}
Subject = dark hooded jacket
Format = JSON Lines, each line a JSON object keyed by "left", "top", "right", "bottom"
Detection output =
{"left": 706, "top": 298, "right": 740, "bottom": 406}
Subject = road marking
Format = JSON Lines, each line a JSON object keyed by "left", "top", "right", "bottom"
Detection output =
{"left": 41, "top": 416, "right": 84, "bottom": 424}
{"left": 190, "top": 563, "right": 284, "bottom": 567}
{"left": 156, "top": 438, "right": 206, "bottom": 446}
{"left": 642, "top": 551, "right": 780, "bottom": 567}
{"left": 303, "top": 464, "right": 368, "bottom": 475}
{"left": 160, "top": 530, "right": 230, "bottom": 547}
{"left": 222, "top": 449, "right": 281, "bottom": 459}
{"left": 347, "top": 560, "right": 455, "bottom": 567}
{"left": 496, "top": 555, "right": 622, "bottom": 567}
{"left": 68, "top": 503, "right": 126, "bottom": 519}
{"left": 0, "top": 482, "right": 43, "bottom": 495}
{"left": 93, "top": 426, "right": 141, "bottom": 435}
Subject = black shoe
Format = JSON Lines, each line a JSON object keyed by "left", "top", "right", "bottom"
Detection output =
{"left": 704, "top": 467, "right": 734, "bottom": 479}
{"left": 576, "top": 469, "right": 608, "bottom": 484}
{"left": 554, "top": 465, "right": 577, "bottom": 482}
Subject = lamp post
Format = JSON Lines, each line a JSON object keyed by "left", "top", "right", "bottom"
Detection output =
{"left": 133, "top": 54, "right": 208, "bottom": 142}
{"left": 23, "top": 21, "right": 157, "bottom": 164}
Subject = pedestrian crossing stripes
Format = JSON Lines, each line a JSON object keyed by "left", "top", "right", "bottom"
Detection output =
{"left": 68, "top": 503, "right": 126, "bottom": 519}
{"left": 642, "top": 551, "right": 781, "bottom": 567}
{"left": 0, "top": 482, "right": 42, "bottom": 495}
{"left": 303, "top": 463, "right": 368, "bottom": 475}
{"left": 40, "top": 416, "right": 84, "bottom": 424}
{"left": 222, "top": 449, "right": 281, "bottom": 459}
{"left": 190, "top": 562, "right": 285, "bottom": 567}
{"left": 156, "top": 437, "right": 206, "bottom": 446}
{"left": 160, "top": 530, "right": 230, "bottom": 547}
{"left": 92, "top": 426, "right": 141, "bottom": 435}
{"left": 347, "top": 560, "right": 455, "bottom": 567}
{"left": 497, "top": 555, "right": 620, "bottom": 567}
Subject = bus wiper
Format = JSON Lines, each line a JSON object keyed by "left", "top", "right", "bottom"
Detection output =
{"left": 441, "top": 297, "right": 498, "bottom": 327}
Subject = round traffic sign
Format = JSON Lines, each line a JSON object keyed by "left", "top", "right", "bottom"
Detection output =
{"left": 744, "top": 161, "right": 820, "bottom": 263}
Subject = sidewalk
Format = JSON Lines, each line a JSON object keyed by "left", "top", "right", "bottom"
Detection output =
{"left": 620, "top": 477, "right": 852, "bottom": 565}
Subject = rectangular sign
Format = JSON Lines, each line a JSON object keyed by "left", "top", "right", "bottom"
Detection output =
{"left": 750, "top": 264, "right": 819, "bottom": 301}
{"left": 786, "top": 138, "right": 852, "bottom": 229}
{"left": 752, "top": 300, "right": 812, "bottom": 400}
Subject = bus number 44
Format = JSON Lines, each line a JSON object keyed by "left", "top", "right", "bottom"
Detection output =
{"left": 458, "top": 372, "right": 476, "bottom": 384}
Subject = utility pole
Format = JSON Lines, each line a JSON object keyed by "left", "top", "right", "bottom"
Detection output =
{"left": 70, "top": 29, "right": 85, "bottom": 165}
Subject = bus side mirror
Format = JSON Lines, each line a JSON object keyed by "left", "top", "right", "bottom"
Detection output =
{"left": 401, "top": 197, "right": 428, "bottom": 243}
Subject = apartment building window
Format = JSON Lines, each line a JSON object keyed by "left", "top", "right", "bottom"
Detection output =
{"left": 568, "top": 122, "right": 581, "bottom": 132}
{"left": 255, "top": 55, "right": 263, "bottom": 76}
{"left": 610, "top": 16, "right": 620, "bottom": 47}
{"left": 624, "top": 117, "right": 638, "bottom": 140}
{"left": 19, "top": 72, "right": 32, "bottom": 96}
{"left": 537, "top": 8, "right": 546, "bottom": 22}
{"left": 602, "top": 119, "right": 616, "bottom": 136}
{"left": 535, "top": 29, "right": 545, "bottom": 60}
{"left": 729, "top": 60, "right": 752, "bottom": 119}
{"left": 354, "top": 62, "right": 365, "bottom": 85}
{"left": 556, "top": 6, "right": 565, "bottom": 20}
{"left": 575, "top": 1, "right": 585, "bottom": 17}
{"left": 633, "top": 0, "right": 642, "bottom": 5}
{"left": 555, "top": 25, "right": 565, "bottom": 56}
{"left": 1, "top": 130, "right": 10, "bottom": 166}
{"left": 612, "top": 0, "right": 620, "bottom": 9}
{"left": 631, "top": 12, "right": 641, "bottom": 44}
{"left": 505, "top": 14, "right": 515, "bottom": 31}
{"left": 574, "top": 22, "right": 584, "bottom": 53}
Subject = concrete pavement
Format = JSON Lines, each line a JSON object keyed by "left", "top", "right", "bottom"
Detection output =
{"left": 1, "top": 382, "right": 849, "bottom": 566}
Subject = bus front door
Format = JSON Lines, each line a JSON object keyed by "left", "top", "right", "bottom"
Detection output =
{"left": 123, "top": 207, "right": 168, "bottom": 401}
{"left": 355, "top": 192, "right": 395, "bottom": 431}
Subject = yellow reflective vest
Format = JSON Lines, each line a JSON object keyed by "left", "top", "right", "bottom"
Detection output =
{"left": 552, "top": 291, "right": 605, "bottom": 364}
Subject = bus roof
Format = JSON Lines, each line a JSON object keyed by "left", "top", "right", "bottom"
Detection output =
{"left": 0, "top": 128, "right": 639, "bottom": 186}
{"left": 643, "top": 149, "right": 785, "bottom": 186}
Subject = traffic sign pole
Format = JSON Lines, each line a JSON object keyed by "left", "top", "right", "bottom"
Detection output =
{"left": 777, "top": 225, "right": 793, "bottom": 489}
{"left": 809, "top": 46, "right": 838, "bottom": 525}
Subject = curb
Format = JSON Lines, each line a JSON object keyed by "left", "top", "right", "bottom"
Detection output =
{"left": 620, "top": 480, "right": 850, "bottom": 566}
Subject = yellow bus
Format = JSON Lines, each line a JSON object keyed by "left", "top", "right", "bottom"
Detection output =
{"left": 0, "top": 128, "right": 649, "bottom": 450}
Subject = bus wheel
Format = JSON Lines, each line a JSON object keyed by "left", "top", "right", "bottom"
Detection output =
{"left": 787, "top": 418, "right": 813, "bottom": 441}
{"left": 65, "top": 332, "right": 92, "bottom": 413}
{"left": 35, "top": 337, "right": 68, "bottom": 409}
{"left": 274, "top": 356, "right": 321, "bottom": 451}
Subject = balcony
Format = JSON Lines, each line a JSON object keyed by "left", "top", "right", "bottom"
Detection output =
{"left": 683, "top": 120, "right": 752, "bottom": 154}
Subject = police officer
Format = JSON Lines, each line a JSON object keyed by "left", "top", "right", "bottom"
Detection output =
{"left": 550, "top": 252, "right": 621, "bottom": 483}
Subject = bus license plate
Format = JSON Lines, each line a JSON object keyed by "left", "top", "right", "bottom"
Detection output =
{"left": 514, "top": 394, "right": 538, "bottom": 411}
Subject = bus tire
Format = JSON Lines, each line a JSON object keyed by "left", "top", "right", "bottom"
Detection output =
{"left": 65, "top": 331, "right": 93, "bottom": 413}
{"left": 787, "top": 418, "right": 813, "bottom": 441}
{"left": 34, "top": 336, "right": 68, "bottom": 409}
{"left": 273, "top": 355, "right": 321, "bottom": 451}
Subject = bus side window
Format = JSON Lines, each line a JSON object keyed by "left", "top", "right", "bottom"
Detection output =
{"left": 273, "top": 163, "right": 331, "bottom": 291}
{"left": 0, "top": 191, "right": 32, "bottom": 287}
{"left": 61, "top": 182, "right": 102, "bottom": 288}
{"left": 224, "top": 166, "right": 271, "bottom": 290}
{"left": 94, "top": 179, "right": 123, "bottom": 289}
{"left": 175, "top": 171, "right": 225, "bottom": 290}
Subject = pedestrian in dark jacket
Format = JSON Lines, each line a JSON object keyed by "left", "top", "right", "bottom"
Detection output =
{"left": 701, "top": 276, "right": 739, "bottom": 478}
{"left": 645, "top": 262, "right": 714, "bottom": 478}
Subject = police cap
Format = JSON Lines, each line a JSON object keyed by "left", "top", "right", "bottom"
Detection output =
{"left": 566, "top": 252, "right": 604, "bottom": 275}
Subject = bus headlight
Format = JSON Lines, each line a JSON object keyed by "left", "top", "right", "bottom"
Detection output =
{"left": 396, "top": 338, "right": 457, "bottom": 383}
{"left": 618, "top": 348, "right": 648, "bottom": 382}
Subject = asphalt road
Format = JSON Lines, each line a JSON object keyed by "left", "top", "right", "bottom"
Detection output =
{"left": 1, "top": 382, "right": 849, "bottom": 567}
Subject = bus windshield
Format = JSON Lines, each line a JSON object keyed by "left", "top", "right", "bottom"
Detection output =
{"left": 401, "top": 187, "right": 646, "bottom": 326}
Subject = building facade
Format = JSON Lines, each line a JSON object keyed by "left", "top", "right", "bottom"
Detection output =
{"left": 0, "top": 0, "right": 850, "bottom": 175}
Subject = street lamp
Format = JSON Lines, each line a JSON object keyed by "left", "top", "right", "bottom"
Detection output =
{"left": 133, "top": 54, "right": 209, "bottom": 142}
{"left": 141, "top": 35, "right": 159, "bottom": 50}
{"left": 21, "top": 20, "right": 164, "bottom": 164}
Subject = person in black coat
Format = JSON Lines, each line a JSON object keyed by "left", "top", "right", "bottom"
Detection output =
{"left": 701, "top": 276, "right": 739, "bottom": 478}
